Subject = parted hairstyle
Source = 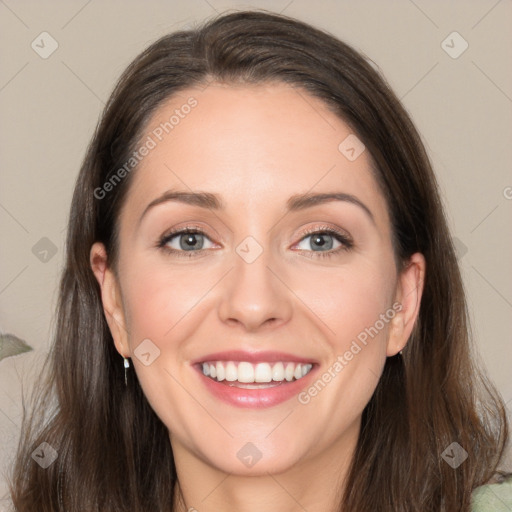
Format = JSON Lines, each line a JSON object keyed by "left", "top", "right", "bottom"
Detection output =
{"left": 9, "top": 9, "right": 509, "bottom": 512}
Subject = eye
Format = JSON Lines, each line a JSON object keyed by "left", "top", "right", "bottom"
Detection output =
{"left": 293, "top": 227, "right": 353, "bottom": 259}
{"left": 157, "top": 226, "right": 215, "bottom": 258}
{"left": 157, "top": 225, "right": 353, "bottom": 259}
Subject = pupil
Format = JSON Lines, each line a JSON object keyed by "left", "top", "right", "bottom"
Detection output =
{"left": 181, "top": 233, "right": 202, "bottom": 250}
{"left": 312, "top": 234, "right": 332, "bottom": 250}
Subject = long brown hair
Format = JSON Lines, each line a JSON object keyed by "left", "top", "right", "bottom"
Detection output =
{"left": 9, "top": 10, "right": 509, "bottom": 511}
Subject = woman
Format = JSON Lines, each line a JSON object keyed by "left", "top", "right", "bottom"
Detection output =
{"left": 9, "top": 10, "right": 511, "bottom": 512}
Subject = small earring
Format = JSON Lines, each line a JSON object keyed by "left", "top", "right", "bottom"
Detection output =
{"left": 123, "top": 357, "right": 130, "bottom": 386}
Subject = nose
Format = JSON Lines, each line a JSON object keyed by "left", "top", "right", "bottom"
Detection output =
{"left": 217, "top": 241, "right": 293, "bottom": 332}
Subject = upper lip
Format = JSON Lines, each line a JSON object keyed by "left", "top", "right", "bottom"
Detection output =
{"left": 191, "top": 350, "right": 318, "bottom": 365}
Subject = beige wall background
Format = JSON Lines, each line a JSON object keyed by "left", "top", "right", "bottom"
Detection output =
{"left": 1, "top": 0, "right": 511, "bottom": 506}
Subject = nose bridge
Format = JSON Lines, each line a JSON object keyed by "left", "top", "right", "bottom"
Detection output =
{"left": 217, "top": 234, "right": 292, "bottom": 330}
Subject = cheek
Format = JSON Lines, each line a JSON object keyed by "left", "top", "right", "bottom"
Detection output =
{"left": 121, "top": 260, "right": 213, "bottom": 342}
{"left": 295, "top": 263, "right": 394, "bottom": 424}
{"left": 118, "top": 261, "right": 210, "bottom": 433}
{"left": 292, "top": 258, "right": 395, "bottom": 351}
{"left": 121, "top": 248, "right": 396, "bottom": 356}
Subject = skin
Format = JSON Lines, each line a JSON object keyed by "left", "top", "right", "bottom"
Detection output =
{"left": 91, "top": 82, "right": 425, "bottom": 512}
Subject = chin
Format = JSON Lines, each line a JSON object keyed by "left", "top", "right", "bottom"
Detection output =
{"left": 209, "top": 453, "right": 300, "bottom": 477}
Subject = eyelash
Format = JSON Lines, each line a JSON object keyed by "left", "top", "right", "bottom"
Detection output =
{"left": 156, "top": 225, "right": 354, "bottom": 260}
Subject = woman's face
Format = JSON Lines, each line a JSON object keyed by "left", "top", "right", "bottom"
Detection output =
{"left": 91, "top": 81, "right": 424, "bottom": 477}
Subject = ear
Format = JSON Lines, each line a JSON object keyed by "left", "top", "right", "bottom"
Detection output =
{"left": 386, "top": 252, "right": 426, "bottom": 357}
{"left": 90, "top": 242, "right": 130, "bottom": 358}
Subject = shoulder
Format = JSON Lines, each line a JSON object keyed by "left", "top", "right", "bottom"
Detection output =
{"left": 471, "top": 475, "right": 512, "bottom": 511}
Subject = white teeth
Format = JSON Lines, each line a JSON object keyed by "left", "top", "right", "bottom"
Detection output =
{"left": 272, "top": 362, "right": 284, "bottom": 381}
{"left": 237, "top": 362, "right": 254, "bottom": 383}
{"left": 255, "top": 362, "right": 272, "bottom": 382}
{"left": 285, "top": 363, "right": 295, "bottom": 381}
{"left": 200, "top": 360, "right": 313, "bottom": 384}
{"left": 225, "top": 361, "right": 237, "bottom": 382}
{"left": 216, "top": 361, "right": 225, "bottom": 381}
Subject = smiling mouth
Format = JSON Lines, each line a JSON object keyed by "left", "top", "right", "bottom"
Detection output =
{"left": 199, "top": 360, "right": 314, "bottom": 387}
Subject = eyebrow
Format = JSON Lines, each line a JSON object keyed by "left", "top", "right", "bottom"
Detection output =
{"left": 138, "top": 189, "right": 375, "bottom": 226}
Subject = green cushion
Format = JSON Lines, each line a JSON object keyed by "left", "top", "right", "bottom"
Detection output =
{"left": 471, "top": 477, "right": 512, "bottom": 511}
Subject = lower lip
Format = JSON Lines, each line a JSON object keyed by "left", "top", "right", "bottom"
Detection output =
{"left": 194, "top": 364, "right": 317, "bottom": 409}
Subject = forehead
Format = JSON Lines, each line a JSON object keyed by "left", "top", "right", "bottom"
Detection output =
{"left": 121, "top": 82, "right": 390, "bottom": 231}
